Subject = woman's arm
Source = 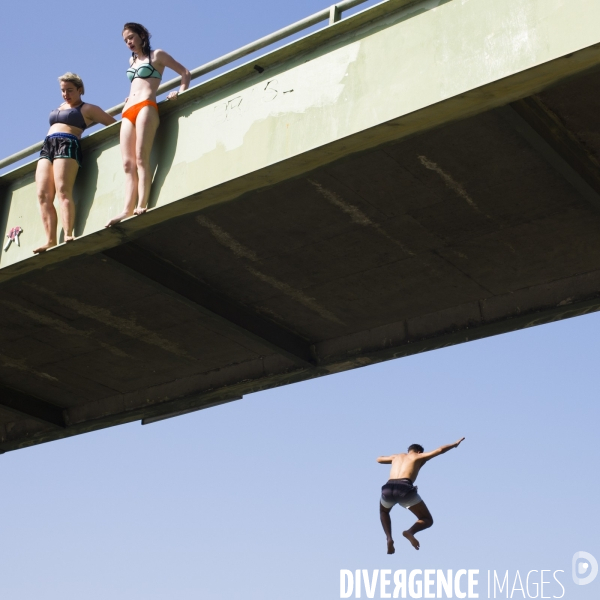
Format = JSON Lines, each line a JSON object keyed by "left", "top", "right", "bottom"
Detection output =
{"left": 155, "top": 49, "right": 191, "bottom": 100}
{"left": 84, "top": 104, "right": 117, "bottom": 127}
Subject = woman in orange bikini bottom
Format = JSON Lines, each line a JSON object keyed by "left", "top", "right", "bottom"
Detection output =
{"left": 122, "top": 99, "right": 158, "bottom": 124}
{"left": 105, "top": 22, "right": 190, "bottom": 228}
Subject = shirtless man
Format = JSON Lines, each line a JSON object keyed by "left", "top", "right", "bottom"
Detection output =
{"left": 377, "top": 437, "right": 465, "bottom": 554}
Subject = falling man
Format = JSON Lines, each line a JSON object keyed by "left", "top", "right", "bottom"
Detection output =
{"left": 377, "top": 437, "right": 465, "bottom": 553}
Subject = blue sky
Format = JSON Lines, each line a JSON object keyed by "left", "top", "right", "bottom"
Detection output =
{"left": 1, "top": 1, "right": 599, "bottom": 598}
{"left": 1, "top": 315, "right": 599, "bottom": 599}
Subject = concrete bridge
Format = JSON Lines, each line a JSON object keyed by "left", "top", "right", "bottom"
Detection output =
{"left": 1, "top": 0, "right": 600, "bottom": 452}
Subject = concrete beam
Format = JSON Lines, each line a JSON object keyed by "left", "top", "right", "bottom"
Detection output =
{"left": 2, "top": 268, "right": 599, "bottom": 453}
{"left": 502, "top": 95, "right": 600, "bottom": 211}
{"left": 0, "top": 386, "right": 66, "bottom": 429}
{"left": 141, "top": 395, "right": 243, "bottom": 425}
{"left": 103, "top": 243, "right": 315, "bottom": 366}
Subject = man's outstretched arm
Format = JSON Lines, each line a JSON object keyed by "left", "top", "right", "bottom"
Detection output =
{"left": 419, "top": 437, "right": 465, "bottom": 462}
{"left": 377, "top": 455, "right": 396, "bottom": 464}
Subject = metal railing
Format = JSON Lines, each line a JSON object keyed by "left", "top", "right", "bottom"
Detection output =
{"left": 0, "top": 0, "right": 370, "bottom": 172}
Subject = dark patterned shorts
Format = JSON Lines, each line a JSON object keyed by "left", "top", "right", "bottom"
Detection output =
{"left": 40, "top": 133, "right": 82, "bottom": 167}
{"left": 381, "top": 478, "right": 422, "bottom": 509}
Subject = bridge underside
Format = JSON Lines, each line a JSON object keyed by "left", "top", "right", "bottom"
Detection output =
{"left": 1, "top": 64, "right": 600, "bottom": 451}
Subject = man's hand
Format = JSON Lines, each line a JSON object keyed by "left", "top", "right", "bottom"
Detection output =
{"left": 454, "top": 437, "right": 465, "bottom": 448}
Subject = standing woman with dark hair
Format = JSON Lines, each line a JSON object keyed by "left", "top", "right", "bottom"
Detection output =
{"left": 34, "top": 73, "right": 116, "bottom": 254}
{"left": 105, "top": 23, "right": 191, "bottom": 227}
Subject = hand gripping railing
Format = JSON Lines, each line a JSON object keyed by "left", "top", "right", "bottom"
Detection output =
{"left": 0, "top": 0, "right": 370, "bottom": 172}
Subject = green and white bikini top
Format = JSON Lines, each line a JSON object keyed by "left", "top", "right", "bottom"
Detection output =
{"left": 126, "top": 55, "right": 162, "bottom": 82}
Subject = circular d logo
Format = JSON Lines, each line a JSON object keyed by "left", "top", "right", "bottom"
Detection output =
{"left": 572, "top": 551, "right": 598, "bottom": 586}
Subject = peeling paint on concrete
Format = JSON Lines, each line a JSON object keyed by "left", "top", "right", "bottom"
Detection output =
{"left": 482, "top": 2, "right": 539, "bottom": 76}
{"left": 187, "top": 42, "right": 361, "bottom": 155}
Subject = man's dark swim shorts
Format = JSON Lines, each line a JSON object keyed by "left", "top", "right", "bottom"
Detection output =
{"left": 380, "top": 478, "right": 422, "bottom": 509}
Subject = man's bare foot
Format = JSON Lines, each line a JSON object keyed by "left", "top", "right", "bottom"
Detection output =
{"left": 133, "top": 205, "right": 147, "bottom": 216}
{"left": 65, "top": 235, "right": 75, "bottom": 243}
{"left": 402, "top": 531, "right": 420, "bottom": 550}
{"left": 33, "top": 241, "right": 56, "bottom": 254}
{"left": 387, "top": 539, "right": 395, "bottom": 555}
{"left": 105, "top": 211, "right": 132, "bottom": 228}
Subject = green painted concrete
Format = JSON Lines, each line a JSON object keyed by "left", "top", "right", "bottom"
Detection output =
{"left": 2, "top": 0, "right": 600, "bottom": 276}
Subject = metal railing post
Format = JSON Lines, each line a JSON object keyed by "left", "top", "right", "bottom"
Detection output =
{"left": 329, "top": 5, "right": 342, "bottom": 24}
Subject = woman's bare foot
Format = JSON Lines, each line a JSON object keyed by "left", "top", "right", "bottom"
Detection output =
{"left": 387, "top": 539, "right": 395, "bottom": 555}
{"left": 133, "top": 205, "right": 147, "bottom": 216}
{"left": 64, "top": 235, "right": 75, "bottom": 243}
{"left": 33, "top": 241, "right": 57, "bottom": 254}
{"left": 402, "top": 530, "right": 420, "bottom": 550}
{"left": 105, "top": 211, "right": 132, "bottom": 228}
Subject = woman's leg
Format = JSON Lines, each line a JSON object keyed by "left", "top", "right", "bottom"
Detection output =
{"left": 105, "top": 117, "right": 138, "bottom": 227}
{"left": 53, "top": 158, "right": 79, "bottom": 242}
{"left": 133, "top": 105, "right": 159, "bottom": 215}
{"left": 34, "top": 159, "right": 57, "bottom": 253}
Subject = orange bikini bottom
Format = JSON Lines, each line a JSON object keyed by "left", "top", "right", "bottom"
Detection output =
{"left": 122, "top": 100, "right": 158, "bottom": 124}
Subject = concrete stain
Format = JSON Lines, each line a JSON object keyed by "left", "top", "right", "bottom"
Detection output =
{"left": 196, "top": 215, "right": 259, "bottom": 262}
{"left": 25, "top": 285, "right": 196, "bottom": 361}
{"left": 418, "top": 155, "right": 481, "bottom": 212}
{"left": 0, "top": 352, "right": 58, "bottom": 382}
{"left": 0, "top": 300, "right": 130, "bottom": 359}
{"left": 196, "top": 215, "right": 345, "bottom": 325}
{"left": 308, "top": 179, "right": 415, "bottom": 256}
{"left": 247, "top": 266, "right": 345, "bottom": 326}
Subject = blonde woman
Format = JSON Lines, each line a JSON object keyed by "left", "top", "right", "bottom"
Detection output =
{"left": 34, "top": 73, "right": 115, "bottom": 253}
{"left": 105, "top": 22, "right": 190, "bottom": 228}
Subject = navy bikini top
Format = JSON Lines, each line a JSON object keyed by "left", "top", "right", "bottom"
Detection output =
{"left": 49, "top": 103, "right": 87, "bottom": 130}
